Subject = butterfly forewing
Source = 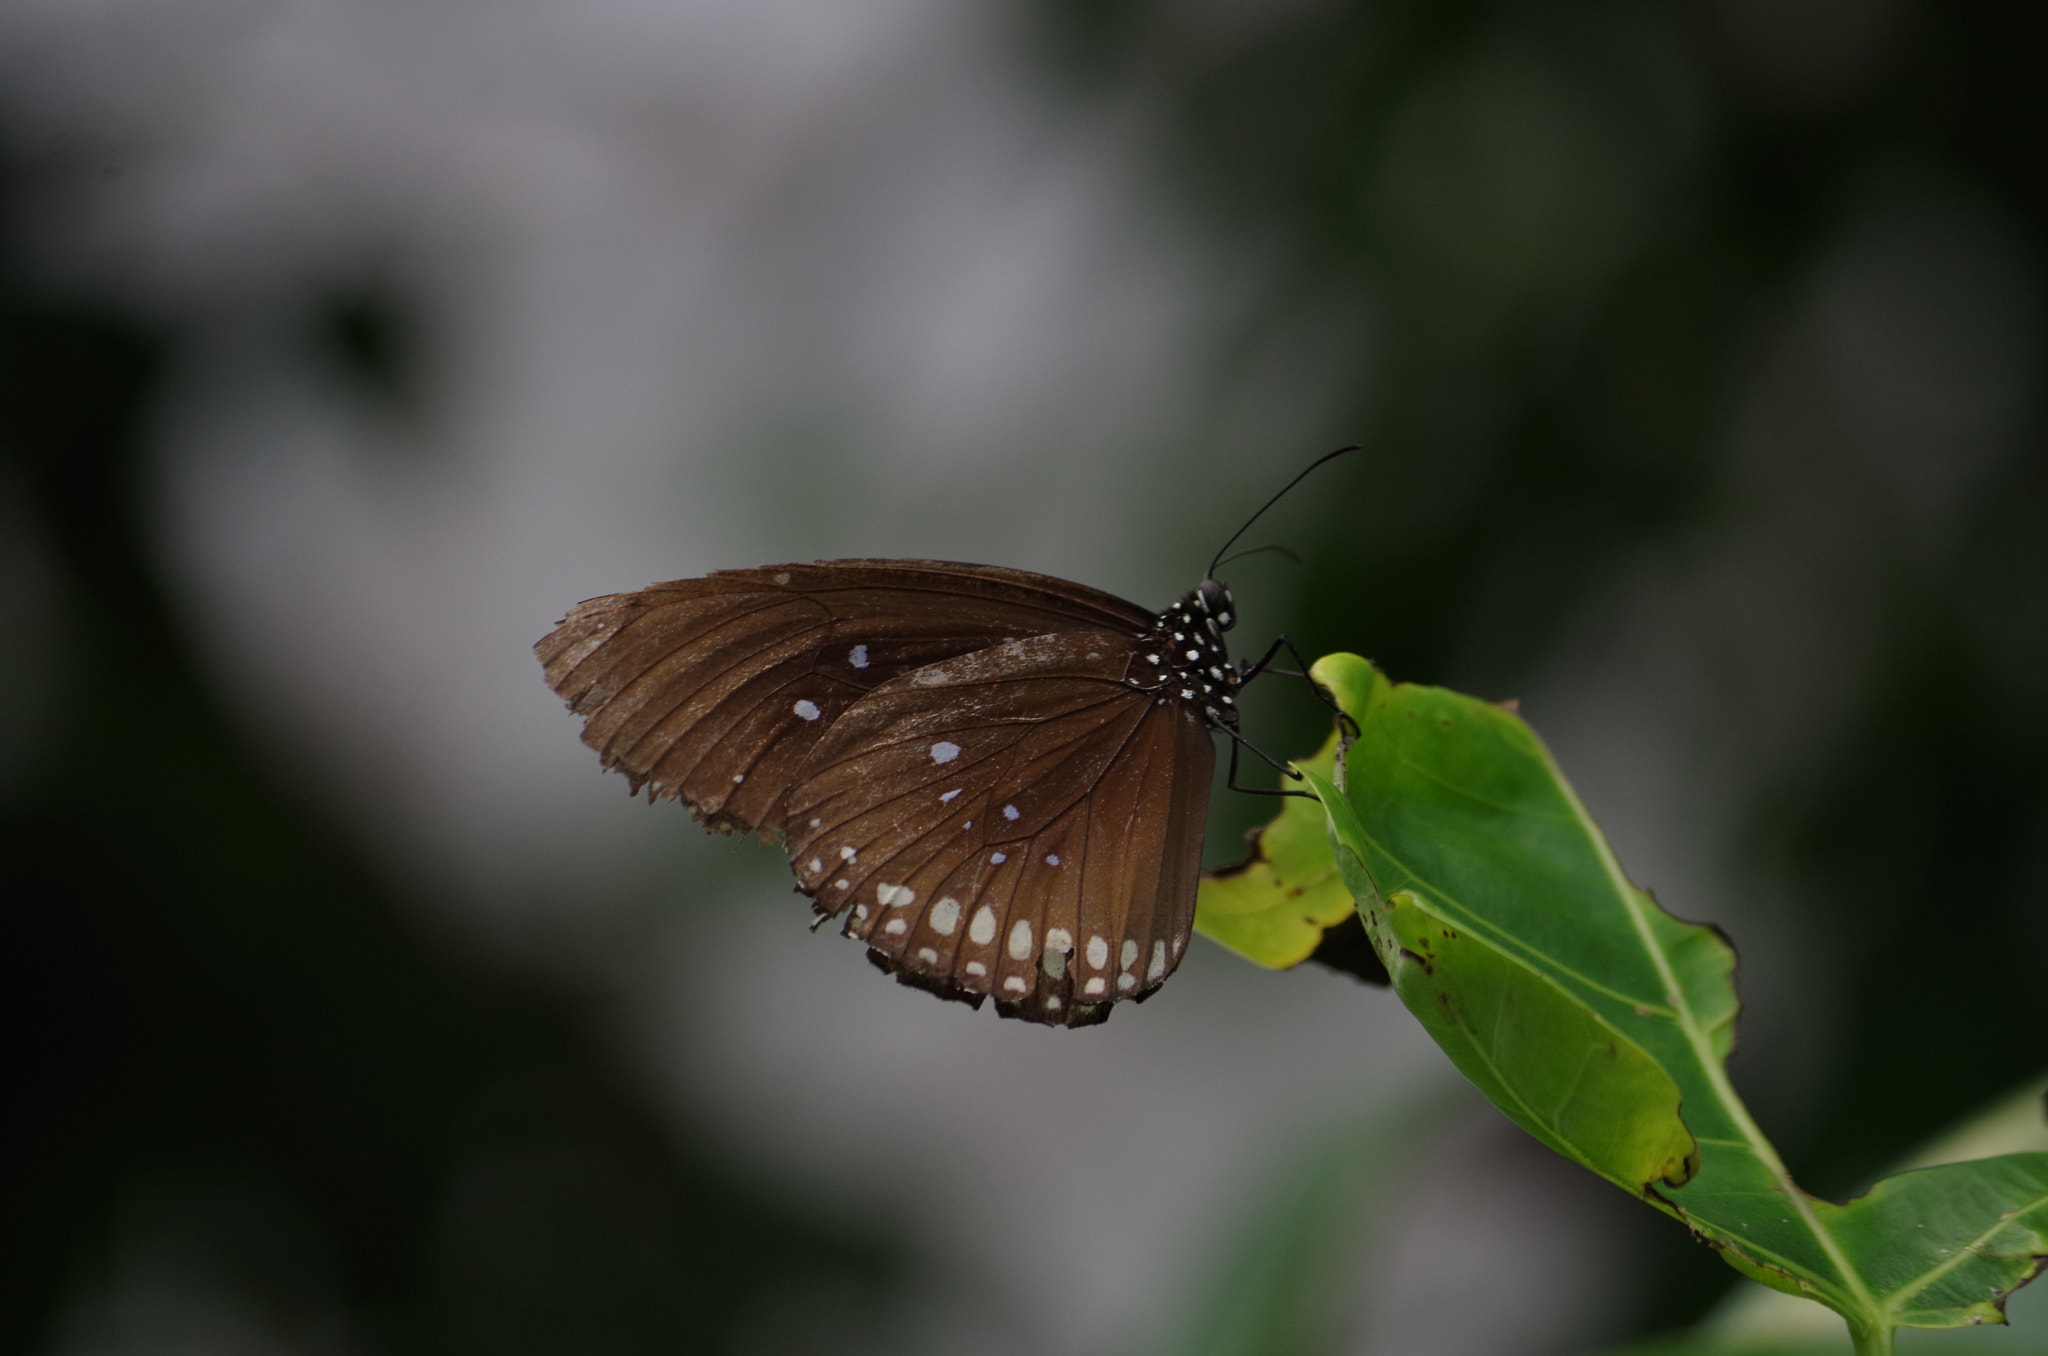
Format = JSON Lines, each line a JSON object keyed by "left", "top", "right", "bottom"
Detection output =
{"left": 781, "top": 632, "right": 1213, "bottom": 1027}
{"left": 536, "top": 561, "right": 1152, "bottom": 838}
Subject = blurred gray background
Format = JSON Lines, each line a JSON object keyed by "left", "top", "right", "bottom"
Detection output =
{"left": 4, "top": 0, "right": 2044, "bottom": 1353}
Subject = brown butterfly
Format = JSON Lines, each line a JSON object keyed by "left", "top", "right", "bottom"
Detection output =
{"left": 535, "top": 450, "right": 1353, "bottom": 1027}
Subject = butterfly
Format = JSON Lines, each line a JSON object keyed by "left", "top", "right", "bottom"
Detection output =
{"left": 535, "top": 449, "right": 1355, "bottom": 1027}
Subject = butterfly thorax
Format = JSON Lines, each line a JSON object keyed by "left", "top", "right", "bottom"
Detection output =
{"left": 1131, "top": 580, "right": 1241, "bottom": 730}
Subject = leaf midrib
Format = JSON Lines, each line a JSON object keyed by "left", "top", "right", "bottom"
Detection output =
{"left": 1540, "top": 741, "right": 1882, "bottom": 1321}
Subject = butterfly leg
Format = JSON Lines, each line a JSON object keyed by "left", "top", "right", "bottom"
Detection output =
{"left": 1218, "top": 721, "right": 1316, "bottom": 800}
{"left": 1226, "top": 636, "right": 1361, "bottom": 798}
{"left": 1236, "top": 636, "right": 1361, "bottom": 743}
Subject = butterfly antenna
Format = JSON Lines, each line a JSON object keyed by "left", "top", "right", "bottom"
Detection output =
{"left": 1206, "top": 445, "right": 1361, "bottom": 579}
{"left": 1215, "top": 543, "right": 1303, "bottom": 571}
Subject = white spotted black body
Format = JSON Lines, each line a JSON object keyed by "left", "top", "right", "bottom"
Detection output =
{"left": 1129, "top": 577, "right": 1242, "bottom": 733}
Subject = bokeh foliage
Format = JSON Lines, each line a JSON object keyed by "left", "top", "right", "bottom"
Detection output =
{"left": 0, "top": 158, "right": 897, "bottom": 1355}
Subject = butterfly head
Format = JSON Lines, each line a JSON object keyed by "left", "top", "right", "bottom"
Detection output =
{"left": 1195, "top": 578, "right": 1235, "bottom": 633}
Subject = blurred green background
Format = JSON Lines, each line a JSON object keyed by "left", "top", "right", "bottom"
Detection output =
{"left": 3, "top": 0, "right": 2044, "bottom": 1352}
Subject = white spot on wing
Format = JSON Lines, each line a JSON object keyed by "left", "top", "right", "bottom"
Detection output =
{"left": 1045, "top": 853, "right": 1060, "bottom": 866}
{"left": 1120, "top": 940, "right": 1138, "bottom": 971}
{"left": 876, "top": 883, "right": 915, "bottom": 908}
{"left": 1084, "top": 977, "right": 1106, "bottom": 996}
{"left": 939, "top": 789, "right": 961, "bottom": 803}
{"left": 1148, "top": 940, "right": 1167, "bottom": 981}
{"left": 1087, "top": 936, "right": 1108, "bottom": 968}
{"left": 930, "top": 741, "right": 961, "bottom": 764}
{"left": 1046, "top": 927, "right": 1072, "bottom": 953}
{"left": 835, "top": 878, "right": 851, "bottom": 890}
{"left": 884, "top": 918, "right": 907, "bottom": 935}
{"left": 808, "top": 858, "right": 822, "bottom": 874}
{"left": 918, "top": 947, "right": 939, "bottom": 964}
{"left": 774, "top": 572, "right": 791, "bottom": 584}
{"left": 965, "top": 961, "right": 987, "bottom": 977}
{"left": 1008, "top": 920, "right": 1033, "bottom": 961}
{"left": 849, "top": 644, "right": 869, "bottom": 669}
{"left": 1117, "top": 973, "right": 1136, "bottom": 992}
{"left": 809, "top": 817, "right": 822, "bottom": 828}
{"left": 732, "top": 773, "right": 745, "bottom": 783}
{"left": 1003, "top": 977, "right": 1028, "bottom": 994}
{"left": 989, "top": 852, "right": 1006, "bottom": 864}
{"left": 969, "top": 907, "right": 997, "bottom": 945}
{"left": 1046, "top": 996, "right": 1062, "bottom": 1011}
{"left": 792, "top": 699, "right": 822, "bottom": 722}
{"left": 929, "top": 897, "right": 961, "bottom": 935}
{"left": 1002, "top": 804, "right": 1020, "bottom": 821}
{"left": 840, "top": 845, "right": 857, "bottom": 861}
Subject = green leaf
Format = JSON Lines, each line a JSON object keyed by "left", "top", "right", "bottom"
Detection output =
{"left": 1296, "top": 652, "right": 2048, "bottom": 1346}
{"left": 1195, "top": 727, "right": 1356, "bottom": 969}
{"left": 1702, "top": 1078, "right": 2048, "bottom": 1351}
{"left": 1303, "top": 654, "right": 1708, "bottom": 1196}
{"left": 1817, "top": 1156, "right": 2048, "bottom": 1329}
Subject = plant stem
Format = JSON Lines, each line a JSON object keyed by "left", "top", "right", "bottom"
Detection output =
{"left": 1847, "top": 1317, "right": 1894, "bottom": 1355}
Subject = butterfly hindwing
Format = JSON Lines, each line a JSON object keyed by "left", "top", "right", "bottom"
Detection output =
{"left": 781, "top": 632, "right": 1214, "bottom": 1028}
{"left": 536, "top": 560, "right": 1154, "bottom": 839}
